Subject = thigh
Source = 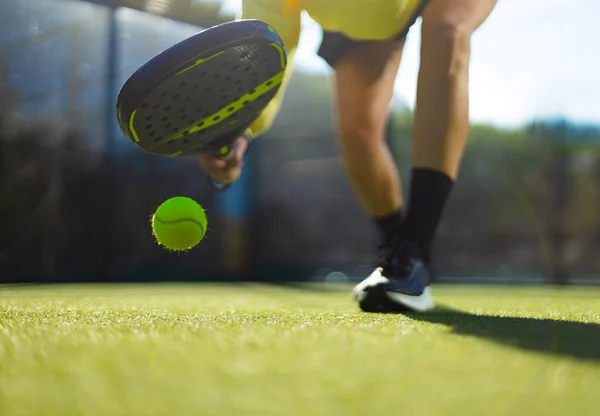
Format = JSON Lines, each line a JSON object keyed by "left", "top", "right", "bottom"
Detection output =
{"left": 333, "top": 41, "right": 405, "bottom": 138}
{"left": 421, "top": 0, "right": 497, "bottom": 33}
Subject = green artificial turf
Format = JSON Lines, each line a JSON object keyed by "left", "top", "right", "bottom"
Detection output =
{"left": 1, "top": 283, "right": 599, "bottom": 416}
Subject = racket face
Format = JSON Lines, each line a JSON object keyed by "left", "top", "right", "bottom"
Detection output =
{"left": 116, "top": 20, "right": 287, "bottom": 156}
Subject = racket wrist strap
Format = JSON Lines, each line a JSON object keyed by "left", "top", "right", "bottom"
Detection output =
{"left": 210, "top": 178, "right": 231, "bottom": 191}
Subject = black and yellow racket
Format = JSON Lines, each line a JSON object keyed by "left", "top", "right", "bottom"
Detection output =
{"left": 116, "top": 19, "right": 287, "bottom": 158}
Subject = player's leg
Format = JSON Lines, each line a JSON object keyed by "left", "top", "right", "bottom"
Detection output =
{"left": 399, "top": 0, "right": 498, "bottom": 264}
{"left": 332, "top": 40, "right": 429, "bottom": 312}
{"left": 332, "top": 40, "right": 406, "bottom": 243}
{"left": 353, "top": 0, "right": 498, "bottom": 312}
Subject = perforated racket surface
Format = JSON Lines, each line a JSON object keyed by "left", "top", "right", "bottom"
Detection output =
{"left": 116, "top": 20, "right": 287, "bottom": 156}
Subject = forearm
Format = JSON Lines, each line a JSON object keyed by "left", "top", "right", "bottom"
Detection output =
{"left": 240, "top": 0, "right": 300, "bottom": 138}
{"left": 246, "top": 47, "right": 296, "bottom": 138}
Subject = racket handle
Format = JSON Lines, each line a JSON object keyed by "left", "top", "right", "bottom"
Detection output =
{"left": 219, "top": 146, "right": 235, "bottom": 161}
{"left": 215, "top": 130, "right": 251, "bottom": 160}
{"left": 208, "top": 133, "right": 252, "bottom": 191}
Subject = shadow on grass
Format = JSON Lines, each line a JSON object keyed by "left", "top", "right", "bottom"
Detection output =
{"left": 408, "top": 305, "right": 600, "bottom": 361}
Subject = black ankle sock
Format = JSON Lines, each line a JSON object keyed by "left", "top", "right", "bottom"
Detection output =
{"left": 373, "top": 209, "right": 403, "bottom": 243}
{"left": 401, "top": 168, "right": 454, "bottom": 264}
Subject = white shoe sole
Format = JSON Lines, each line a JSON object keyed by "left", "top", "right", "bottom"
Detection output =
{"left": 352, "top": 267, "right": 436, "bottom": 312}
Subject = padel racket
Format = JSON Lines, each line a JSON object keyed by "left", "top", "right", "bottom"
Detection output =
{"left": 116, "top": 19, "right": 287, "bottom": 157}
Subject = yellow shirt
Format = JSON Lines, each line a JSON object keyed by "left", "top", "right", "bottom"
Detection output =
{"left": 242, "top": 0, "right": 422, "bottom": 137}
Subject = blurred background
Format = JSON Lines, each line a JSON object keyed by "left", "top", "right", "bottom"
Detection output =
{"left": 0, "top": 0, "right": 598, "bottom": 285}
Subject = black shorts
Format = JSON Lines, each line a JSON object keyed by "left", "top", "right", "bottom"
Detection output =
{"left": 317, "top": 0, "right": 430, "bottom": 68}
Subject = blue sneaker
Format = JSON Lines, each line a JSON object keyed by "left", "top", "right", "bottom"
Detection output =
{"left": 351, "top": 240, "right": 435, "bottom": 312}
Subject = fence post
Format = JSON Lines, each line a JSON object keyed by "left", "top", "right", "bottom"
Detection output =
{"left": 100, "top": 5, "right": 119, "bottom": 281}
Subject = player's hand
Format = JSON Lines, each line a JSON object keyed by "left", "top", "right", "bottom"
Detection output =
{"left": 198, "top": 137, "right": 249, "bottom": 185}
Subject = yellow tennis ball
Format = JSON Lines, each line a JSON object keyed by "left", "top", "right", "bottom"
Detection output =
{"left": 151, "top": 196, "right": 207, "bottom": 251}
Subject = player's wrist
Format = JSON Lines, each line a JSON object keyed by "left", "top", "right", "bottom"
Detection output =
{"left": 241, "top": 129, "right": 254, "bottom": 146}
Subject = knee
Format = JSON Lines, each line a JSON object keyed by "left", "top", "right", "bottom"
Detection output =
{"left": 421, "top": 16, "right": 473, "bottom": 74}
{"left": 337, "top": 107, "right": 388, "bottom": 149}
{"left": 337, "top": 120, "right": 386, "bottom": 155}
